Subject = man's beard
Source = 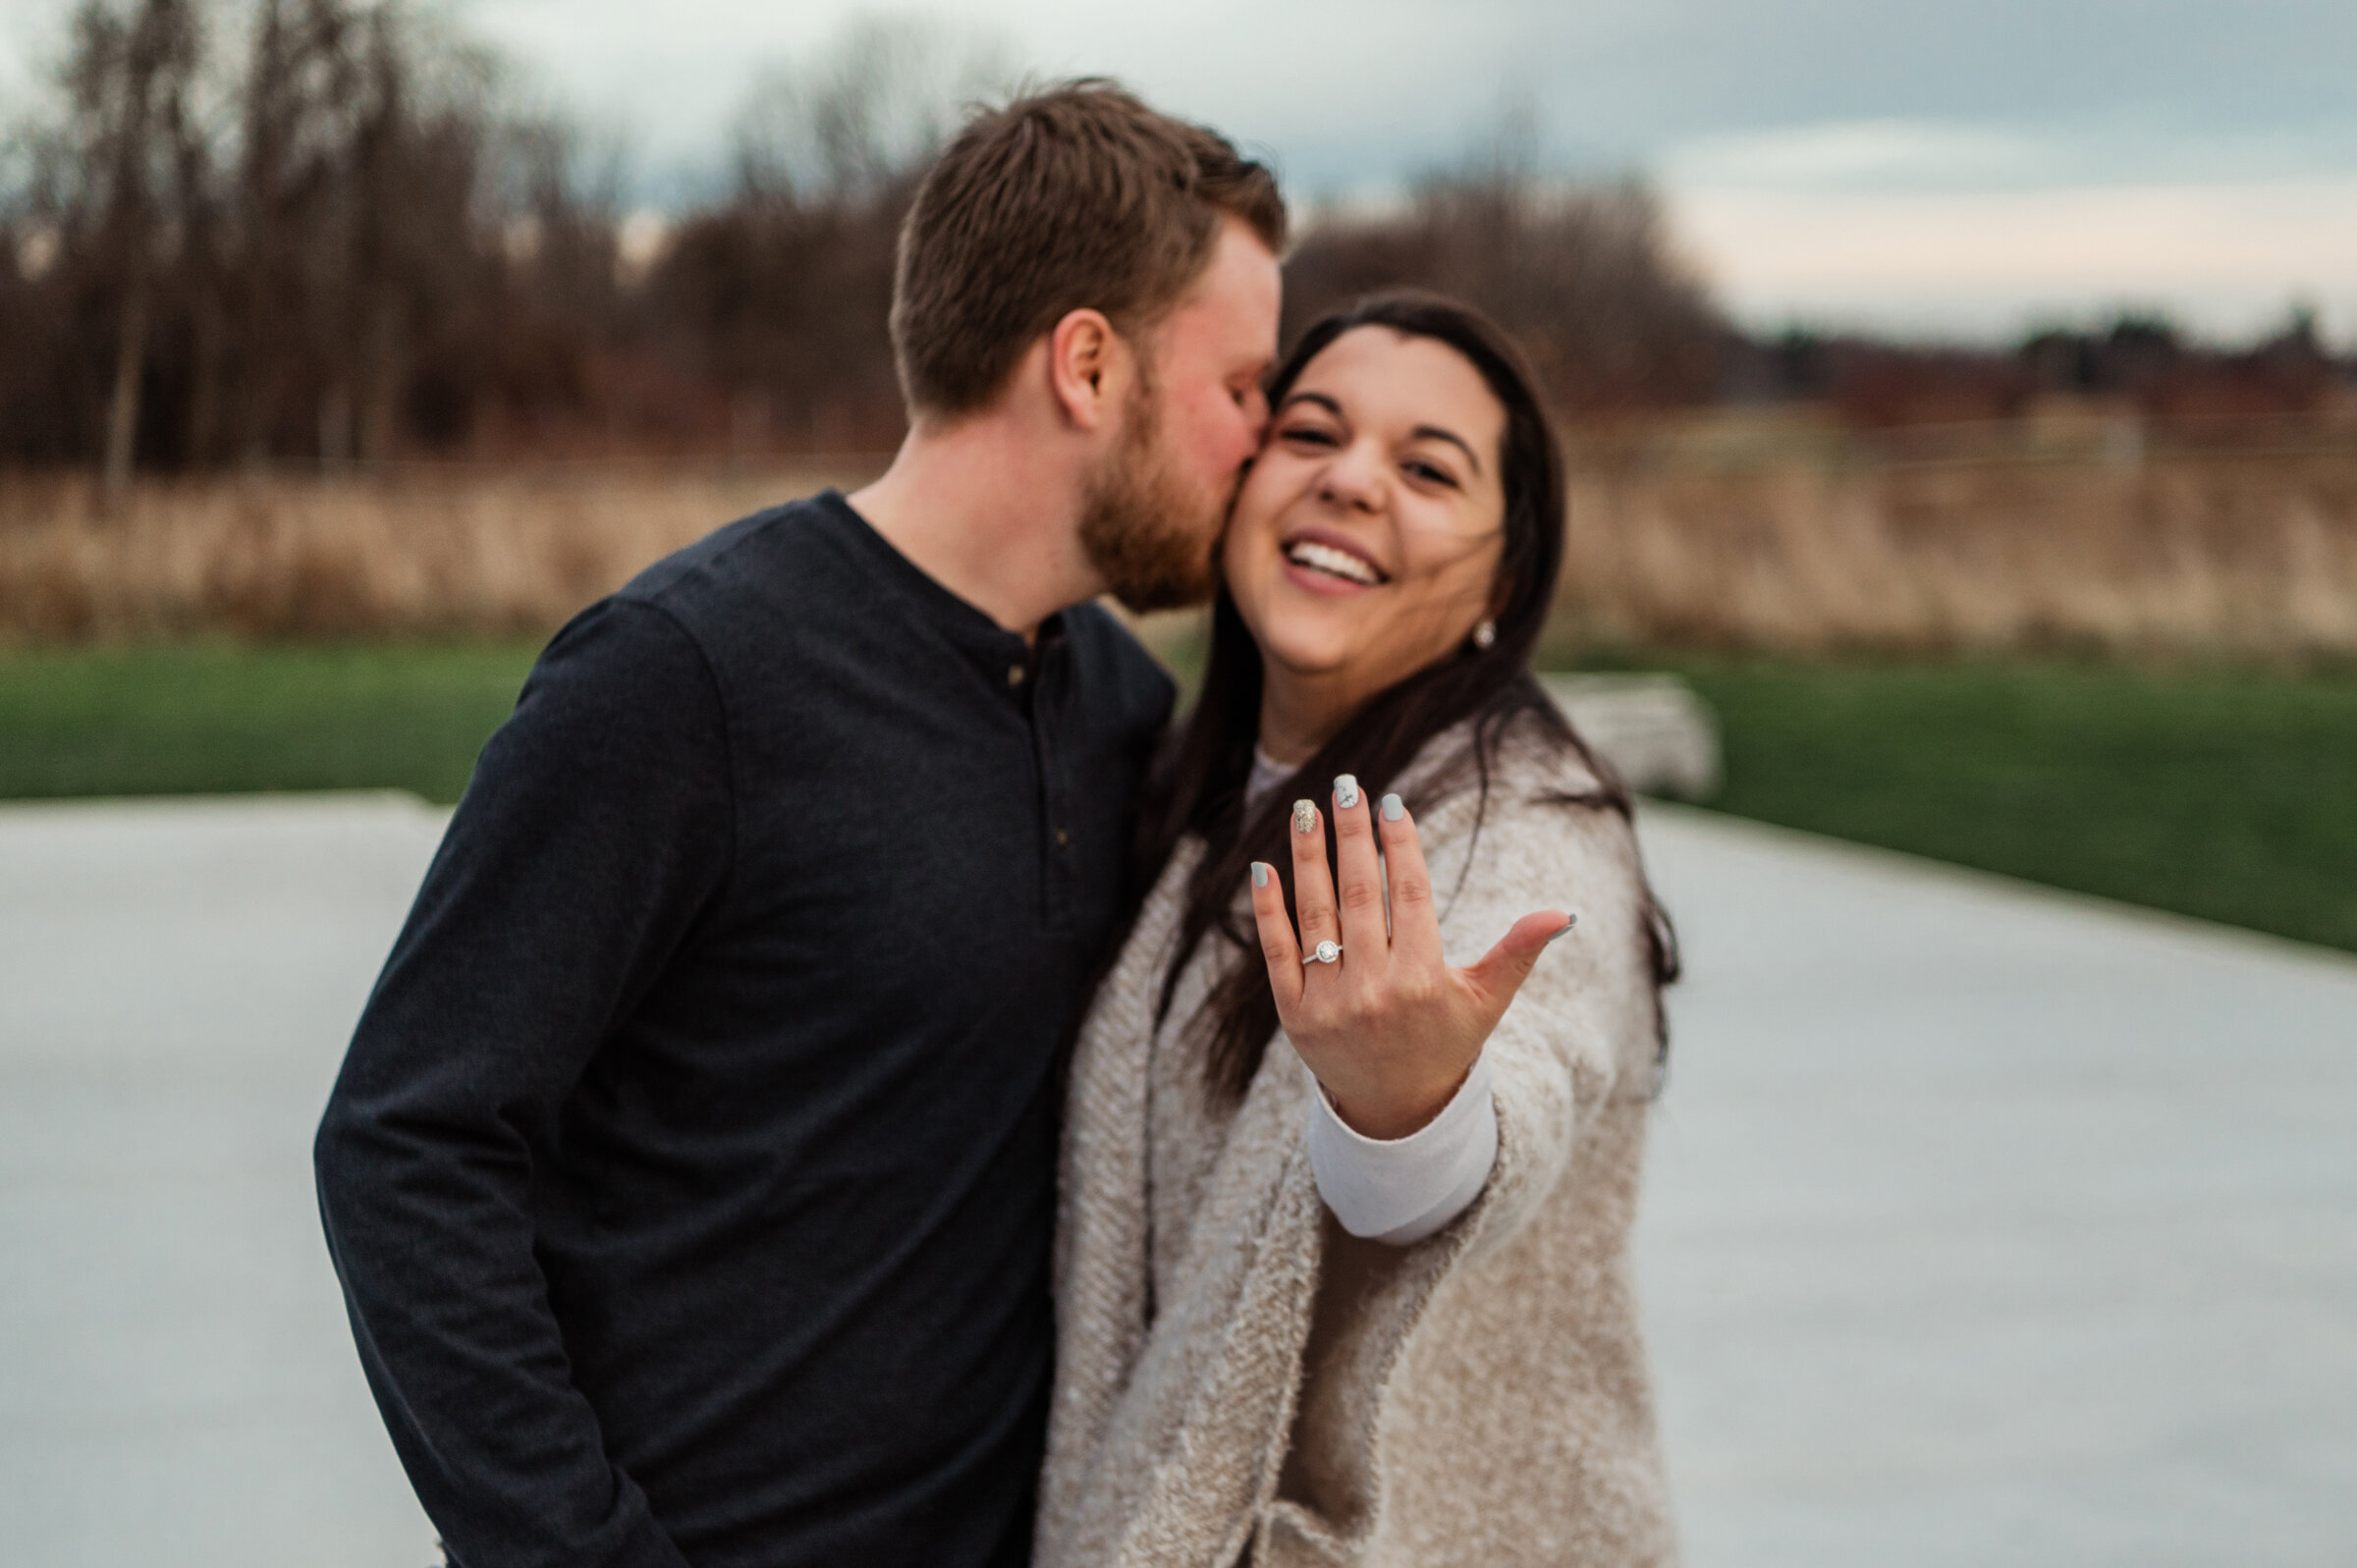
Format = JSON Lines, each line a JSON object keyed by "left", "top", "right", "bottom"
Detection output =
{"left": 1077, "top": 384, "right": 1230, "bottom": 615}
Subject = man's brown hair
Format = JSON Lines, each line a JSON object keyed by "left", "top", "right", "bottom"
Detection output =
{"left": 890, "top": 80, "right": 1287, "bottom": 417}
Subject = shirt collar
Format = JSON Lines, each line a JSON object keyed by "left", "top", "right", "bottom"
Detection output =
{"left": 814, "top": 488, "right": 1066, "bottom": 692}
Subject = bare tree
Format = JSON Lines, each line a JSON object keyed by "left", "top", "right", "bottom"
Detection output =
{"left": 1284, "top": 112, "right": 1727, "bottom": 412}
{"left": 0, "top": 0, "right": 606, "bottom": 469}
{"left": 40, "top": 0, "right": 210, "bottom": 491}
{"left": 229, "top": 0, "right": 500, "bottom": 465}
{"left": 735, "top": 14, "right": 1010, "bottom": 204}
{"left": 646, "top": 16, "right": 1013, "bottom": 450}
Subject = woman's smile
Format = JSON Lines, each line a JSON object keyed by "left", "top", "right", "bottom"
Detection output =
{"left": 1279, "top": 527, "right": 1391, "bottom": 593}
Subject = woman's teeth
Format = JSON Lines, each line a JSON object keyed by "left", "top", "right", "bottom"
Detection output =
{"left": 1286, "top": 540, "right": 1381, "bottom": 586}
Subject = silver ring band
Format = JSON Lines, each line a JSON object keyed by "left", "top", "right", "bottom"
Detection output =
{"left": 1303, "top": 940, "right": 1342, "bottom": 965}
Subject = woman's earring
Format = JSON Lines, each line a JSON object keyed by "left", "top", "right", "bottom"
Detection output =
{"left": 1471, "top": 619, "right": 1497, "bottom": 650}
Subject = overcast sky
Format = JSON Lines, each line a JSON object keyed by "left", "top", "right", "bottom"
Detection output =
{"left": 7, "top": 0, "right": 2355, "bottom": 341}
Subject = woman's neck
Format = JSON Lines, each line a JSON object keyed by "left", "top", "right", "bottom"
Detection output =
{"left": 1256, "top": 667, "right": 1360, "bottom": 768}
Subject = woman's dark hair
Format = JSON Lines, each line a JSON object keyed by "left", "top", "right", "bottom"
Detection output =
{"left": 1125, "top": 289, "right": 1676, "bottom": 1105}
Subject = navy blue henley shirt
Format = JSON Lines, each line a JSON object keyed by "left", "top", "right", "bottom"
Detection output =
{"left": 315, "top": 491, "right": 1174, "bottom": 1568}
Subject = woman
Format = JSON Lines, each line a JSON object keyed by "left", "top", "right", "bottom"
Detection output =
{"left": 1038, "top": 292, "right": 1682, "bottom": 1567}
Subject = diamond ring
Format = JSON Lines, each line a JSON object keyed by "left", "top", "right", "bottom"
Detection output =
{"left": 1303, "top": 940, "right": 1342, "bottom": 965}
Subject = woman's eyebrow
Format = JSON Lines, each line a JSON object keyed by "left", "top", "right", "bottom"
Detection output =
{"left": 1409, "top": 425, "right": 1483, "bottom": 475}
{"left": 1278, "top": 390, "right": 1343, "bottom": 418}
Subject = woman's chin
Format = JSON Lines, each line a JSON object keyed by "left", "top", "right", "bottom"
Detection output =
{"left": 1253, "top": 628, "right": 1360, "bottom": 684}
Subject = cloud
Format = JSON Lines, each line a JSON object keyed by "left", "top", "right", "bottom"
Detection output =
{"left": 1676, "top": 177, "right": 2357, "bottom": 340}
{"left": 1663, "top": 122, "right": 2053, "bottom": 192}
{"left": 13, "top": 0, "right": 2357, "bottom": 188}
{"left": 1508, "top": 0, "right": 2357, "bottom": 147}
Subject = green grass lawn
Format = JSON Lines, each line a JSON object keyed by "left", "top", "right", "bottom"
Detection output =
{"left": 1648, "top": 655, "right": 2357, "bottom": 954}
{"left": 0, "top": 643, "right": 539, "bottom": 804}
{"left": 3, "top": 641, "right": 2352, "bottom": 954}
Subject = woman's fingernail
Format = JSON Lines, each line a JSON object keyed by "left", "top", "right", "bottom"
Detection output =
{"left": 1252, "top": 861, "right": 1270, "bottom": 889}
{"left": 1293, "top": 800, "right": 1316, "bottom": 835}
{"left": 1380, "top": 792, "right": 1403, "bottom": 822}
{"left": 1546, "top": 914, "right": 1579, "bottom": 945}
{"left": 1334, "top": 774, "right": 1360, "bottom": 809}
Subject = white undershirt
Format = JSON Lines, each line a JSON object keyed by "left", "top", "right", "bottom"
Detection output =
{"left": 1244, "top": 746, "right": 1501, "bottom": 1245}
{"left": 1243, "top": 745, "right": 1293, "bottom": 812}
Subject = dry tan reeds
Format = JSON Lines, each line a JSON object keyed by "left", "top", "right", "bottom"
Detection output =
{"left": 1557, "top": 448, "right": 2357, "bottom": 657}
{"left": 0, "top": 461, "right": 884, "bottom": 641}
{"left": 5, "top": 442, "right": 2356, "bottom": 657}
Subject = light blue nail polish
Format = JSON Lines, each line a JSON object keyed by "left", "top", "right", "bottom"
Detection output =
{"left": 1380, "top": 792, "right": 1403, "bottom": 822}
{"left": 1251, "top": 861, "right": 1270, "bottom": 888}
{"left": 1334, "top": 774, "right": 1360, "bottom": 809}
{"left": 1293, "top": 799, "right": 1316, "bottom": 835}
{"left": 1546, "top": 914, "right": 1579, "bottom": 945}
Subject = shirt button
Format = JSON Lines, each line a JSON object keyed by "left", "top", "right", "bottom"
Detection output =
{"left": 1055, "top": 828, "right": 1069, "bottom": 847}
{"left": 1007, "top": 664, "right": 1026, "bottom": 687}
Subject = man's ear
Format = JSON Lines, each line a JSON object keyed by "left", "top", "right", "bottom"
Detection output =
{"left": 1047, "top": 307, "right": 1132, "bottom": 432}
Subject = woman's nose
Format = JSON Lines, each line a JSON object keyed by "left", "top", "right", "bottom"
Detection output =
{"left": 1317, "top": 440, "right": 1385, "bottom": 512}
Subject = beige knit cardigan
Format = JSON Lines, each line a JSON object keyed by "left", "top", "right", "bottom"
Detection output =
{"left": 1039, "top": 720, "right": 1679, "bottom": 1568}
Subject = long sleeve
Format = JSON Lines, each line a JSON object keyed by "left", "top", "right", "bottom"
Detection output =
{"left": 1435, "top": 785, "right": 1657, "bottom": 1268}
{"left": 1304, "top": 1054, "right": 1498, "bottom": 1244}
{"left": 313, "top": 599, "right": 733, "bottom": 1568}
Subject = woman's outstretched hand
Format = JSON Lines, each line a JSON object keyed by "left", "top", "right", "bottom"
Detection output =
{"left": 1250, "top": 777, "right": 1574, "bottom": 1141}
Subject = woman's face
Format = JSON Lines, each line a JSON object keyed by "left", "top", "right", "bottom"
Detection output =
{"left": 1223, "top": 326, "right": 1509, "bottom": 718}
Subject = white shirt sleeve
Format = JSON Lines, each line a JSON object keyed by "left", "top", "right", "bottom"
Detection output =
{"left": 1305, "top": 1053, "right": 1499, "bottom": 1246}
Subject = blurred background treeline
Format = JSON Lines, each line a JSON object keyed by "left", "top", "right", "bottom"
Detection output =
{"left": 6, "top": 0, "right": 2357, "bottom": 657}
{"left": 3, "top": 0, "right": 2355, "bottom": 953}
{"left": 8, "top": 0, "right": 2351, "bottom": 473}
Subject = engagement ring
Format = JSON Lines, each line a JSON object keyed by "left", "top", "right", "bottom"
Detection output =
{"left": 1303, "top": 940, "right": 1342, "bottom": 965}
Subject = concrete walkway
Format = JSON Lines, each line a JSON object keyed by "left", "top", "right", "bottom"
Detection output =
{"left": 2, "top": 794, "right": 2352, "bottom": 1567}
{"left": 1634, "top": 811, "right": 2357, "bottom": 1567}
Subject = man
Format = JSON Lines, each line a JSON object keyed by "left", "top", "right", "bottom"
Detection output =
{"left": 314, "top": 82, "right": 1285, "bottom": 1568}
